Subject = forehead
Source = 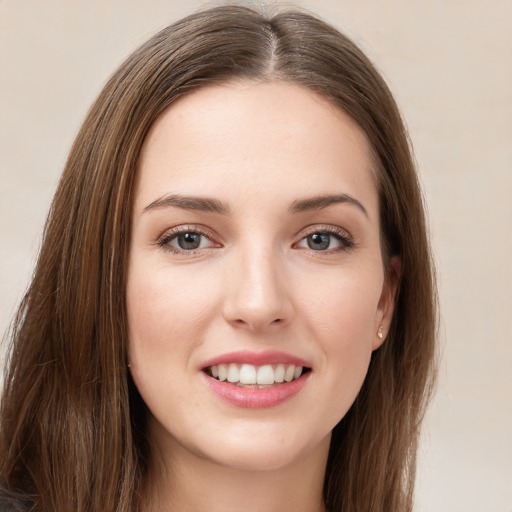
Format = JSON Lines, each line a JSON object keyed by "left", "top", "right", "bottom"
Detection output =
{"left": 135, "top": 81, "right": 378, "bottom": 218}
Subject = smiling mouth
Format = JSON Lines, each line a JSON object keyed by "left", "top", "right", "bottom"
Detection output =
{"left": 204, "top": 363, "right": 311, "bottom": 388}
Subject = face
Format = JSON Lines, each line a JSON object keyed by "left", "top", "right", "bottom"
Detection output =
{"left": 127, "top": 81, "right": 396, "bottom": 472}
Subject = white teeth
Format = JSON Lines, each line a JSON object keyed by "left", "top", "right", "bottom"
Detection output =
{"left": 284, "top": 365, "right": 295, "bottom": 382}
{"left": 256, "top": 365, "right": 274, "bottom": 385}
{"left": 274, "top": 364, "right": 285, "bottom": 383}
{"left": 227, "top": 363, "right": 239, "bottom": 383}
{"left": 218, "top": 364, "right": 227, "bottom": 381}
{"left": 208, "top": 363, "right": 306, "bottom": 385}
{"left": 239, "top": 364, "right": 257, "bottom": 384}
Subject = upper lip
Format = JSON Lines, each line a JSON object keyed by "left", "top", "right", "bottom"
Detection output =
{"left": 201, "top": 350, "right": 312, "bottom": 370}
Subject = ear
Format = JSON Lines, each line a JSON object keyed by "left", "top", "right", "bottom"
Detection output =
{"left": 373, "top": 256, "right": 401, "bottom": 350}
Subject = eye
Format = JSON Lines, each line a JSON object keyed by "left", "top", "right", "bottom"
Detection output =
{"left": 158, "top": 226, "right": 218, "bottom": 254}
{"left": 295, "top": 227, "right": 354, "bottom": 252}
{"left": 172, "top": 232, "right": 208, "bottom": 250}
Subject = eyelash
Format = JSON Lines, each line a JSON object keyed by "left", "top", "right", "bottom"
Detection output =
{"left": 157, "top": 225, "right": 219, "bottom": 255}
{"left": 156, "top": 224, "right": 355, "bottom": 255}
{"left": 294, "top": 225, "right": 355, "bottom": 253}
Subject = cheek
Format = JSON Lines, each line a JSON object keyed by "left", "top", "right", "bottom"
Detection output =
{"left": 126, "top": 265, "right": 219, "bottom": 423}
{"left": 128, "top": 260, "right": 217, "bottom": 328}
{"left": 300, "top": 264, "right": 382, "bottom": 341}
{"left": 126, "top": 264, "right": 218, "bottom": 375}
{"left": 297, "top": 266, "right": 382, "bottom": 413}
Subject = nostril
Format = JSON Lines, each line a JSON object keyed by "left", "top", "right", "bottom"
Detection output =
{"left": 234, "top": 317, "right": 283, "bottom": 326}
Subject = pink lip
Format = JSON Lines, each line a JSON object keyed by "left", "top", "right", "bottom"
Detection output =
{"left": 200, "top": 350, "right": 313, "bottom": 408}
{"left": 201, "top": 350, "right": 311, "bottom": 369}
{"left": 201, "top": 371, "right": 311, "bottom": 409}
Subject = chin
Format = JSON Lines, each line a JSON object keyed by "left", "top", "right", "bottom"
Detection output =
{"left": 191, "top": 425, "right": 331, "bottom": 472}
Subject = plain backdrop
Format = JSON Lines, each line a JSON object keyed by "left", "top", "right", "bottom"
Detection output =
{"left": 1, "top": 1, "right": 511, "bottom": 510}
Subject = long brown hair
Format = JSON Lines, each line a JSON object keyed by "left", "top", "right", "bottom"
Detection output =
{"left": 0, "top": 5, "right": 437, "bottom": 511}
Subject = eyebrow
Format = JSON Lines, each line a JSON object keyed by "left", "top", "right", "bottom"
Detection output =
{"left": 143, "top": 192, "right": 368, "bottom": 218}
{"left": 143, "top": 194, "right": 231, "bottom": 215}
{"left": 288, "top": 194, "right": 368, "bottom": 217}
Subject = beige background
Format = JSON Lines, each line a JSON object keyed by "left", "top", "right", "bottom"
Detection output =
{"left": 1, "top": 1, "right": 511, "bottom": 510}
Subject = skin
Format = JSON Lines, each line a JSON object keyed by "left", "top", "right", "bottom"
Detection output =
{"left": 127, "top": 81, "right": 398, "bottom": 512}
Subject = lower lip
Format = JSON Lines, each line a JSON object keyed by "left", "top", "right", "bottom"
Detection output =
{"left": 202, "top": 372, "right": 311, "bottom": 409}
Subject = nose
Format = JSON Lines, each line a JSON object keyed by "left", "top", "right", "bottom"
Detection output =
{"left": 222, "top": 247, "right": 293, "bottom": 332}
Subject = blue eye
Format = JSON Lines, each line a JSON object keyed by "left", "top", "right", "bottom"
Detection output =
{"left": 296, "top": 228, "right": 353, "bottom": 252}
{"left": 306, "top": 233, "right": 331, "bottom": 250}
{"left": 173, "top": 232, "right": 205, "bottom": 250}
{"left": 159, "top": 228, "right": 216, "bottom": 253}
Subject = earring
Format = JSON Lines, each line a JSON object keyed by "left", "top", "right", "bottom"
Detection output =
{"left": 377, "top": 325, "right": 384, "bottom": 339}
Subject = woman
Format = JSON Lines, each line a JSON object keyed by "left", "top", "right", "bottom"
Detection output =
{"left": 0, "top": 4, "right": 437, "bottom": 512}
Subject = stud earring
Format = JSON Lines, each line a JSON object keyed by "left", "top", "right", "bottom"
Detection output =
{"left": 377, "top": 325, "right": 384, "bottom": 339}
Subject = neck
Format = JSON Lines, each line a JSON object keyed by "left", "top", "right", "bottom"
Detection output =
{"left": 142, "top": 429, "right": 330, "bottom": 512}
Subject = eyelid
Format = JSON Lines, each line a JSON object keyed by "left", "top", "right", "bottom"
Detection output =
{"left": 293, "top": 224, "right": 355, "bottom": 251}
{"left": 295, "top": 223, "right": 353, "bottom": 240}
{"left": 156, "top": 224, "right": 221, "bottom": 254}
{"left": 155, "top": 223, "right": 354, "bottom": 255}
